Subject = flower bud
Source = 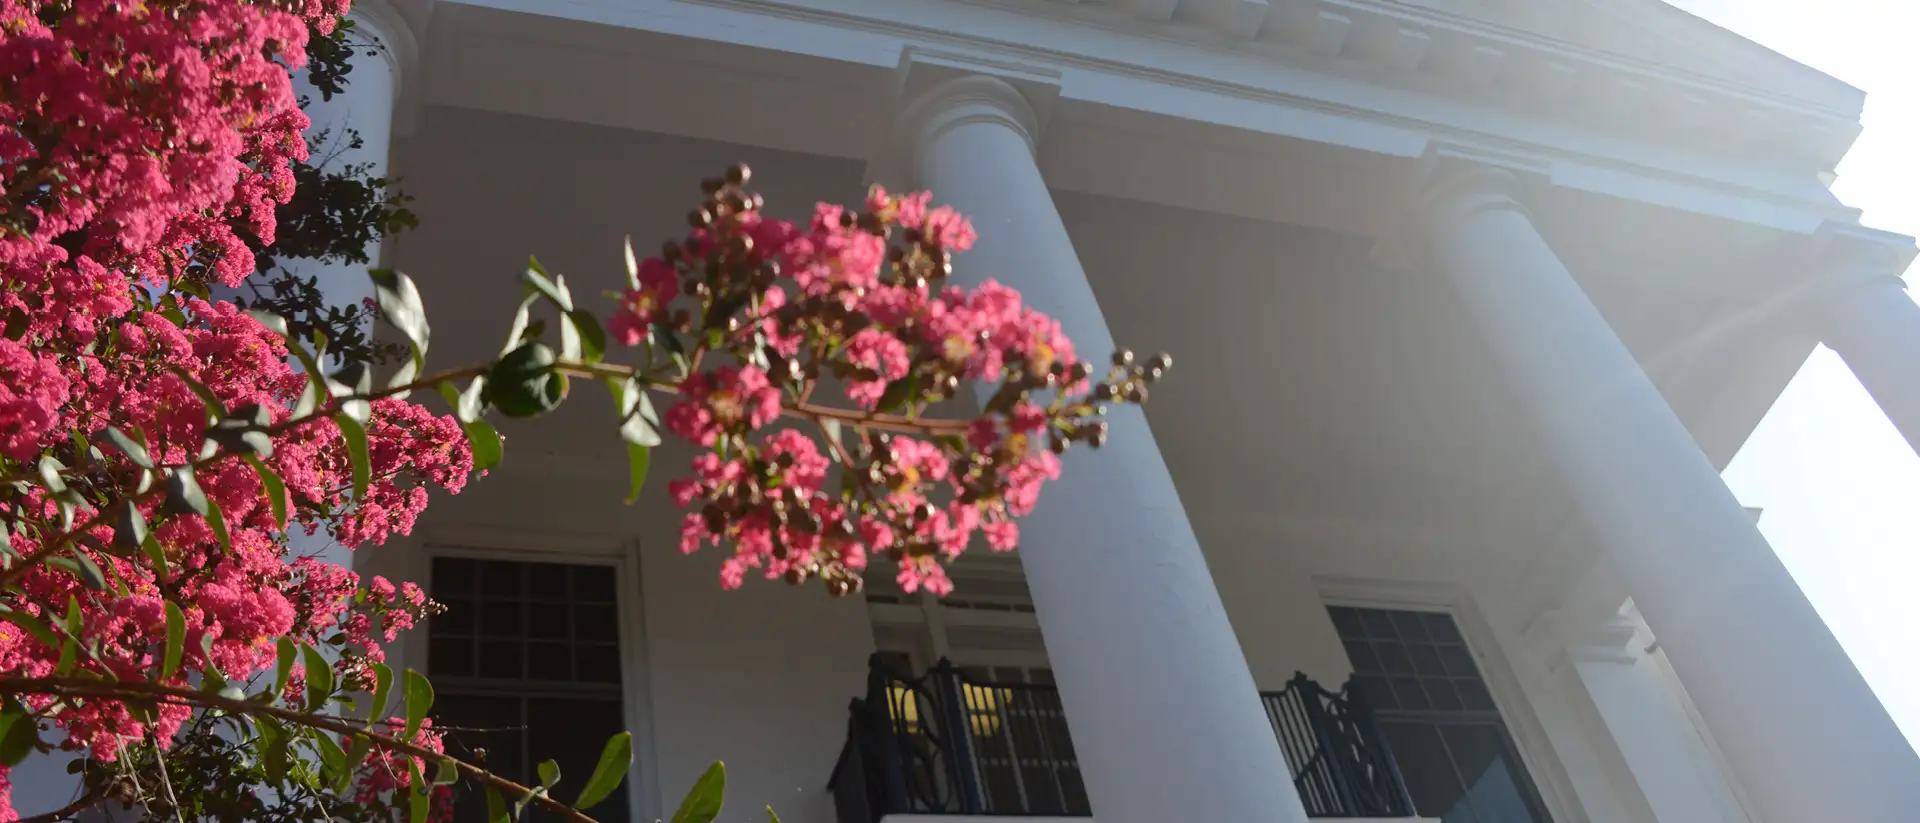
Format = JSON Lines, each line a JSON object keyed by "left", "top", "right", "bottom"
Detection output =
{"left": 1094, "top": 383, "right": 1117, "bottom": 401}
{"left": 784, "top": 568, "right": 808, "bottom": 586}
{"left": 689, "top": 207, "right": 714, "bottom": 228}
{"left": 727, "top": 163, "right": 752, "bottom": 185}
{"left": 1067, "top": 362, "right": 1092, "bottom": 383}
{"left": 1112, "top": 349, "right": 1134, "bottom": 367}
{"left": 914, "top": 502, "right": 936, "bottom": 523}
{"left": 827, "top": 578, "right": 851, "bottom": 598}
{"left": 1088, "top": 422, "right": 1109, "bottom": 449}
{"left": 700, "top": 177, "right": 724, "bottom": 194}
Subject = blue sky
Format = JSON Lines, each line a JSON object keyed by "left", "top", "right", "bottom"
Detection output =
{"left": 1662, "top": 0, "right": 1920, "bottom": 746}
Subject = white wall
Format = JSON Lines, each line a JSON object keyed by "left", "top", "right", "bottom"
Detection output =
{"left": 392, "top": 107, "right": 881, "bottom": 822}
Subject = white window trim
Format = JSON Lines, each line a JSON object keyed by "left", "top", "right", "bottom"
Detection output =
{"left": 417, "top": 525, "right": 662, "bottom": 821}
{"left": 1314, "top": 574, "right": 1585, "bottom": 823}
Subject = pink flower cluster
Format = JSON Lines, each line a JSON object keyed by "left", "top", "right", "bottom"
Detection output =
{"left": 0, "top": 0, "right": 471, "bottom": 815}
{"left": 611, "top": 174, "right": 1143, "bottom": 597}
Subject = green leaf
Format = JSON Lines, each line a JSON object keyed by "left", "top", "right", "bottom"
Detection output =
{"left": 523, "top": 258, "right": 575, "bottom": 312}
{"left": 274, "top": 637, "right": 298, "bottom": 698}
{"left": 246, "top": 309, "right": 290, "bottom": 339}
{"left": 664, "top": 759, "right": 722, "bottom": 823}
{"left": 485, "top": 786, "right": 509, "bottom": 823}
{"left": 55, "top": 596, "right": 79, "bottom": 675}
{"left": 624, "top": 443, "right": 651, "bottom": 505}
{"left": 204, "top": 498, "right": 231, "bottom": 555}
{"left": 138, "top": 531, "right": 168, "bottom": 579}
{"left": 608, "top": 377, "right": 662, "bottom": 447}
{"left": 329, "top": 362, "right": 374, "bottom": 423}
{"left": 345, "top": 734, "right": 375, "bottom": 773}
{"left": 160, "top": 602, "right": 185, "bottom": 681}
{"left": 314, "top": 729, "right": 349, "bottom": 790}
{"left": 244, "top": 456, "right": 288, "bottom": 529}
{"left": 876, "top": 375, "right": 921, "bottom": 414}
{"left": 486, "top": 342, "right": 563, "bottom": 418}
{"left": 335, "top": 413, "right": 371, "bottom": 501}
{"left": 538, "top": 759, "right": 560, "bottom": 789}
{"left": 258, "top": 718, "right": 290, "bottom": 788}
{"left": 66, "top": 551, "right": 106, "bottom": 592}
{"left": 96, "top": 427, "right": 153, "bottom": 469}
{"left": 164, "top": 466, "right": 209, "bottom": 517}
{"left": 576, "top": 732, "right": 636, "bottom": 812}
{"left": 437, "top": 383, "right": 504, "bottom": 471}
{"left": 409, "top": 765, "right": 432, "bottom": 823}
{"left": 302, "top": 644, "right": 334, "bottom": 712}
{"left": 370, "top": 269, "right": 431, "bottom": 369}
{"left": 403, "top": 668, "right": 433, "bottom": 739}
{"left": 35, "top": 456, "right": 65, "bottom": 494}
{"left": 767, "top": 806, "right": 782, "bottom": 823}
{"left": 207, "top": 403, "right": 275, "bottom": 457}
{"left": 623, "top": 236, "right": 641, "bottom": 289}
{"left": 0, "top": 708, "right": 37, "bottom": 767}
{"left": 369, "top": 661, "right": 395, "bottom": 723}
{"left": 111, "top": 500, "right": 146, "bottom": 552}
{"left": 436, "top": 758, "right": 460, "bottom": 786}
{"left": 500, "top": 293, "right": 541, "bottom": 359}
{"left": 0, "top": 607, "right": 57, "bottom": 649}
{"left": 566, "top": 310, "right": 607, "bottom": 364}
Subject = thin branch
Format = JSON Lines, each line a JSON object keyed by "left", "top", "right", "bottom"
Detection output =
{"left": 0, "top": 677, "right": 602, "bottom": 823}
{"left": 14, "top": 788, "right": 105, "bottom": 823}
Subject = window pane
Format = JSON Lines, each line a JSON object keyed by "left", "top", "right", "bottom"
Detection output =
{"left": 1439, "top": 644, "right": 1479, "bottom": 678}
{"left": 528, "top": 698, "right": 629, "bottom": 822}
{"left": 1344, "top": 639, "right": 1382, "bottom": 674}
{"left": 1361, "top": 609, "right": 1398, "bottom": 639}
{"left": 1392, "top": 610, "right": 1431, "bottom": 642}
{"left": 1381, "top": 721, "right": 1474, "bottom": 822}
{"left": 482, "top": 561, "right": 523, "bottom": 599}
{"left": 575, "top": 565, "right": 616, "bottom": 603}
{"left": 429, "top": 636, "right": 474, "bottom": 677}
{"left": 528, "top": 563, "right": 571, "bottom": 601}
{"left": 1378, "top": 642, "right": 1415, "bottom": 675}
{"left": 575, "top": 604, "right": 619, "bottom": 643}
{"left": 1410, "top": 643, "right": 1446, "bottom": 677}
{"left": 434, "top": 599, "right": 476, "bottom": 636}
{"left": 433, "top": 558, "right": 475, "bottom": 596}
{"left": 1329, "top": 607, "right": 1366, "bottom": 639}
{"left": 1442, "top": 725, "right": 1546, "bottom": 823}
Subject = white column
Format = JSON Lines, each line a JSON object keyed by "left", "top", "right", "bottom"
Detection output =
{"left": 1419, "top": 165, "right": 1920, "bottom": 822}
{"left": 899, "top": 75, "right": 1311, "bottom": 823}
{"left": 1822, "top": 273, "right": 1920, "bottom": 457}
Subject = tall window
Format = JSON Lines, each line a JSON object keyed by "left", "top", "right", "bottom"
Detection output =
{"left": 1329, "top": 605, "right": 1552, "bottom": 823}
{"left": 429, "top": 557, "right": 632, "bottom": 823}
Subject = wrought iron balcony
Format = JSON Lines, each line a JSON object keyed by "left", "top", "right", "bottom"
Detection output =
{"left": 828, "top": 656, "right": 1417, "bottom": 821}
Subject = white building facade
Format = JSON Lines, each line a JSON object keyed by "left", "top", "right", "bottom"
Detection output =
{"left": 43, "top": 1, "right": 1920, "bottom": 822}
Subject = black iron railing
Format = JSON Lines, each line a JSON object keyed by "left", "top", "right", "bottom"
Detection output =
{"left": 828, "top": 656, "right": 1415, "bottom": 821}
{"left": 1262, "top": 673, "right": 1416, "bottom": 818}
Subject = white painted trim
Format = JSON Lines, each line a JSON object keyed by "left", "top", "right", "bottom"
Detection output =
{"left": 417, "top": 531, "right": 663, "bottom": 821}
{"left": 1313, "top": 575, "right": 1586, "bottom": 823}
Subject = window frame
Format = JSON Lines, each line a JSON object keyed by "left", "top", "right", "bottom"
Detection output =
{"left": 418, "top": 527, "right": 660, "bottom": 821}
{"left": 1316, "top": 576, "right": 1582, "bottom": 823}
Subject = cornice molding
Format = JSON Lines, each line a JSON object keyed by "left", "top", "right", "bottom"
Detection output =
{"left": 449, "top": 0, "right": 1867, "bottom": 228}
{"left": 943, "top": 0, "right": 1859, "bottom": 169}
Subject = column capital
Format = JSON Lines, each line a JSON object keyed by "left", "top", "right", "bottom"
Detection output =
{"left": 345, "top": 0, "right": 419, "bottom": 95}
{"left": 1522, "top": 609, "right": 1643, "bottom": 673}
{"left": 868, "top": 48, "right": 1060, "bottom": 189}
{"left": 1373, "top": 144, "right": 1549, "bottom": 271}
